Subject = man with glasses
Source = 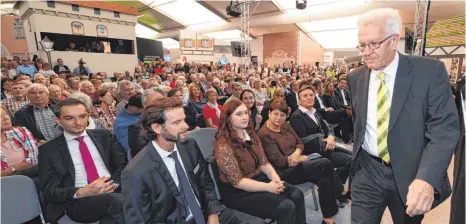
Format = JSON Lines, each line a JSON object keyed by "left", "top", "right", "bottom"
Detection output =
{"left": 348, "top": 8, "right": 459, "bottom": 224}
{"left": 16, "top": 57, "right": 37, "bottom": 79}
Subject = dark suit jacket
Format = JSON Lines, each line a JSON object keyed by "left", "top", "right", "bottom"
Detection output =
{"left": 286, "top": 91, "right": 299, "bottom": 115}
{"left": 334, "top": 87, "right": 351, "bottom": 108}
{"left": 122, "top": 138, "right": 224, "bottom": 224}
{"left": 289, "top": 109, "right": 332, "bottom": 154}
{"left": 322, "top": 94, "right": 345, "bottom": 110}
{"left": 38, "top": 130, "right": 127, "bottom": 222}
{"left": 53, "top": 65, "right": 70, "bottom": 74}
{"left": 128, "top": 120, "right": 149, "bottom": 158}
{"left": 13, "top": 104, "right": 49, "bottom": 140}
{"left": 313, "top": 95, "right": 328, "bottom": 114}
{"left": 347, "top": 53, "right": 460, "bottom": 208}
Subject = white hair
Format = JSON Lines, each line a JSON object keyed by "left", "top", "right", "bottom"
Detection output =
{"left": 79, "top": 80, "right": 93, "bottom": 89}
{"left": 358, "top": 8, "right": 402, "bottom": 35}
{"left": 69, "top": 92, "right": 93, "bottom": 110}
{"left": 141, "top": 87, "right": 165, "bottom": 105}
{"left": 27, "top": 83, "right": 49, "bottom": 95}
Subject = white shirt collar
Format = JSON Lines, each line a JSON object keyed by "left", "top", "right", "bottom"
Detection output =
{"left": 243, "top": 130, "right": 251, "bottom": 141}
{"left": 298, "top": 106, "right": 316, "bottom": 114}
{"left": 152, "top": 140, "right": 178, "bottom": 160}
{"left": 64, "top": 131, "right": 88, "bottom": 142}
{"left": 370, "top": 52, "right": 399, "bottom": 82}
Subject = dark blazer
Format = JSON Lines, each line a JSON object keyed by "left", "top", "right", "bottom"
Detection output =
{"left": 128, "top": 120, "right": 149, "bottom": 158}
{"left": 313, "top": 95, "right": 327, "bottom": 114}
{"left": 38, "top": 129, "right": 127, "bottom": 222}
{"left": 347, "top": 53, "right": 460, "bottom": 208}
{"left": 122, "top": 138, "right": 224, "bottom": 224}
{"left": 334, "top": 87, "right": 351, "bottom": 108}
{"left": 13, "top": 104, "right": 49, "bottom": 140}
{"left": 322, "top": 94, "right": 345, "bottom": 110}
{"left": 286, "top": 91, "right": 299, "bottom": 115}
{"left": 53, "top": 65, "right": 70, "bottom": 74}
{"left": 289, "top": 109, "right": 332, "bottom": 154}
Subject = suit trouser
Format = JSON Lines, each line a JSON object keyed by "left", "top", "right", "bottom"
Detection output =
{"left": 218, "top": 208, "right": 266, "bottom": 224}
{"left": 66, "top": 193, "right": 125, "bottom": 224}
{"left": 322, "top": 109, "right": 352, "bottom": 143}
{"left": 321, "top": 147, "right": 352, "bottom": 187}
{"left": 281, "top": 158, "right": 340, "bottom": 218}
{"left": 351, "top": 149, "right": 424, "bottom": 224}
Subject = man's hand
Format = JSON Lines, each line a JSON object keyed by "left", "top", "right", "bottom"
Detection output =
{"left": 255, "top": 114, "right": 263, "bottom": 125}
{"left": 207, "top": 213, "right": 219, "bottom": 224}
{"left": 326, "top": 107, "right": 334, "bottom": 112}
{"left": 324, "top": 136, "right": 336, "bottom": 151}
{"left": 405, "top": 179, "right": 434, "bottom": 217}
{"left": 287, "top": 156, "right": 298, "bottom": 167}
{"left": 298, "top": 155, "right": 308, "bottom": 162}
{"left": 76, "top": 176, "right": 116, "bottom": 198}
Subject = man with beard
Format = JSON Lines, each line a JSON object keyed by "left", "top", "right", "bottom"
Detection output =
{"left": 122, "top": 98, "right": 264, "bottom": 224}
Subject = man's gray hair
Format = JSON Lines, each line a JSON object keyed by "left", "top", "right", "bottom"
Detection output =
{"left": 141, "top": 87, "right": 166, "bottom": 105}
{"left": 27, "top": 83, "right": 49, "bottom": 95}
{"left": 118, "top": 80, "right": 134, "bottom": 94}
{"left": 79, "top": 80, "right": 93, "bottom": 89}
{"left": 358, "top": 8, "right": 402, "bottom": 36}
{"left": 68, "top": 92, "right": 93, "bottom": 110}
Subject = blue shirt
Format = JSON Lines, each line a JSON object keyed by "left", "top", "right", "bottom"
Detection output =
{"left": 114, "top": 109, "right": 141, "bottom": 152}
{"left": 16, "top": 65, "right": 37, "bottom": 78}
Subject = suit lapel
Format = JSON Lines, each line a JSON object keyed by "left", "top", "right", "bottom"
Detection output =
{"left": 389, "top": 54, "right": 414, "bottom": 134}
{"left": 57, "top": 135, "right": 76, "bottom": 181}
{"left": 357, "top": 67, "right": 371, "bottom": 132}
{"left": 148, "top": 143, "right": 184, "bottom": 206}
{"left": 87, "top": 131, "right": 111, "bottom": 170}
{"left": 177, "top": 143, "right": 201, "bottom": 201}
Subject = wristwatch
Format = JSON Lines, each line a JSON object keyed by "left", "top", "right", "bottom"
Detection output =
{"left": 10, "top": 167, "right": 17, "bottom": 174}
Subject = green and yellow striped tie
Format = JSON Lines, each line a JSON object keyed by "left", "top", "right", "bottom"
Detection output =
{"left": 377, "top": 72, "right": 390, "bottom": 163}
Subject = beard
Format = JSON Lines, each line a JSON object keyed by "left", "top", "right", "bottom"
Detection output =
{"left": 161, "top": 127, "right": 188, "bottom": 143}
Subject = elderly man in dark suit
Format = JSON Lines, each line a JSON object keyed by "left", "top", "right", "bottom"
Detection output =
{"left": 39, "top": 98, "right": 127, "bottom": 224}
{"left": 122, "top": 97, "right": 263, "bottom": 224}
{"left": 348, "top": 8, "right": 459, "bottom": 224}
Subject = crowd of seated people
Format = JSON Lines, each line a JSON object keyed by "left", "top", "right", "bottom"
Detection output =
{"left": 0, "top": 55, "right": 364, "bottom": 224}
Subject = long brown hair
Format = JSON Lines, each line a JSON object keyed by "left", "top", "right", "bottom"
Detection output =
{"left": 214, "top": 99, "right": 256, "bottom": 151}
{"left": 188, "top": 84, "right": 203, "bottom": 102}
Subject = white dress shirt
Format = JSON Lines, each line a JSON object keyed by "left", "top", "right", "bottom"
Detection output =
{"left": 299, "top": 106, "right": 319, "bottom": 126}
{"left": 315, "top": 93, "right": 325, "bottom": 109}
{"left": 363, "top": 52, "right": 399, "bottom": 157}
{"left": 64, "top": 131, "right": 111, "bottom": 188}
{"left": 152, "top": 141, "right": 200, "bottom": 221}
{"left": 341, "top": 89, "right": 348, "bottom": 106}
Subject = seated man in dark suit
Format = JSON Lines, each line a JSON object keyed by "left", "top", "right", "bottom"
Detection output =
{"left": 290, "top": 86, "right": 352, "bottom": 198}
{"left": 39, "top": 98, "right": 127, "bottom": 224}
{"left": 333, "top": 78, "right": 351, "bottom": 109}
{"left": 285, "top": 80, "right": 300, "bottom": 116}
{"left": 122, "top": 97, "right": 264, "bottom": 224}
{"left": 128, "top": 87, "right": 166, "bottom": 158}
{"left": 312, "top": 79, "right": 353, "bottom": 143}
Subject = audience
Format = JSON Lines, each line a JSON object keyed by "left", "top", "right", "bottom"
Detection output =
{"left": 1, "top": 106, "right": 38, "bottom": 177}
{"left": 214, "top": 99, "right": 306, "bottom": 224}
{"left": 203, "top": 89, "right": 222, "bottom": 128}
{"left": 2, "top": 81, "right": 29, "bottom": 117}
{"left": 127, "top": 88, "right": 165, "bottom": 158}
{"left": 122, "top": 97, "right": 264, "bottom": 224}
{"left": 39, "top": 98, "right": 127, "bottom": 224}
{"left": 258, "top": 101, "right": 345, "bottom": 224}
{"left": 114, "top": 94, "right": 144, "bottom": 152}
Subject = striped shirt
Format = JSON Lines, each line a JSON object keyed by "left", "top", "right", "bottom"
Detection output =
{"left": 33, "top": 105, "right": 60, "bottom": 141}
{"left": 1, "top": 127, "right": 39, "bottom": 170}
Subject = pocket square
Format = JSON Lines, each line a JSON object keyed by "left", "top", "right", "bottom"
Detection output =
{"left": 193, "top": 164, "right": 200, "bottom": 174}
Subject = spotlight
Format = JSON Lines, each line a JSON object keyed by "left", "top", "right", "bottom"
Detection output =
{"left": 296, "top": 0, "right": 307, "bottom": 10}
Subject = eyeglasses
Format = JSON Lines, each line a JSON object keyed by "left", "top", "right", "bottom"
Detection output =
{"left": 356, "top": 34, "right": 396, "bottom": 51}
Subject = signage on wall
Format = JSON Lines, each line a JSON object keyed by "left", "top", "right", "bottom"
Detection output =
{"left": 71, "top": 21, "right": 84, "bottom": 35}
{"left": 96, "top": 25, "right": 108, "bottom": 37}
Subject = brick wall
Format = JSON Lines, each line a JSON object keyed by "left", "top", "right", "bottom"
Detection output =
{"left": 300, "top": 32, "right": 324, "bottom": 66}
{"left": 263, "top": 31, "right": 298, "bottom": 66}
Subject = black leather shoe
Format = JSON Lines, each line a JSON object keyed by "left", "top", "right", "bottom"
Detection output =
{"left": 336, "top": 200, "right": 346, "bottom": 208}
{"left": 322, "top": 220, "right": 336, "bottom": 224}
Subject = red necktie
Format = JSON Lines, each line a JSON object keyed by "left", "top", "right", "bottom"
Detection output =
{"left": 75, "top": 136, "right": 99, "bottom": 183}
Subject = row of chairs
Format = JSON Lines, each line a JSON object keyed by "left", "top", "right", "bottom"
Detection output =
{"left": 0, "top": 128, "right": 319, "bottom": 224}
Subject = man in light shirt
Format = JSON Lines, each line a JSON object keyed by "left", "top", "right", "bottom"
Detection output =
{"left": 38, "top": 98, "right": 127, "bottom": 224}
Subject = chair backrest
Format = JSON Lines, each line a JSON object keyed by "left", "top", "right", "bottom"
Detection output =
{"left": 187, "top": 128, "right": 217, "bottom": 160}
{"left": 1, "top": 175, "right": 44, "bottom": 224}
